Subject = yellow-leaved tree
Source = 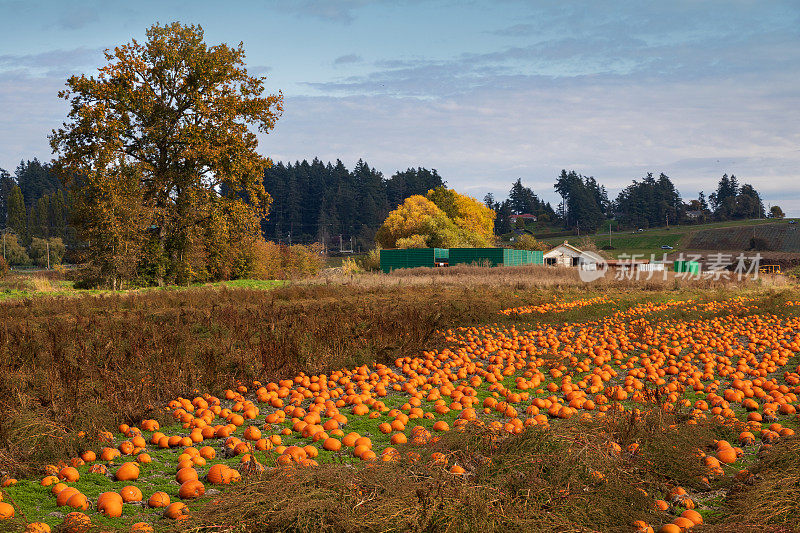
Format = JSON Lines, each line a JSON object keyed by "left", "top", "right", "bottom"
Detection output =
{"left": 375, "top": 189, "right": 495, "bottom": 249}
{"left": 425, "top": 187, "right": 495, "bottom": 246}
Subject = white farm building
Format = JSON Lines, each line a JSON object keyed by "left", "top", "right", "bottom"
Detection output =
{"left": 543, "top": 241, "right": 591, "bottom": 267}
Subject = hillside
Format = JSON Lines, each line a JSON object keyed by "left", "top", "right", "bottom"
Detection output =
{"left": 535, "top": 219, "right": 799, "bottom": 258}
{"left": 686, "top": 222, "right": 800, "bottom": 252}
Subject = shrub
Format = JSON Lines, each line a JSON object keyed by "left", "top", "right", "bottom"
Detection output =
{"left": 1, "top": 233, "right": 30, "bottom": 266}
{"left": 29, "top": 237, "right": 66, "bottom": 267}
{"left": 340, "top": 256, "right": 363, "bottom": 275}
{"left": 251, "top": 241, "right": 324, "bottom": 280}
{"left": 510, "top": 234, "right": 548, "bottom": 251}
{"left": 359, "top": 247, "right": 381, "bottom": 271}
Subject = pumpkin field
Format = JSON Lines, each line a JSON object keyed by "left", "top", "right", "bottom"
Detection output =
{"left": 1, "top": 273, "right": 800, "bottom": 532}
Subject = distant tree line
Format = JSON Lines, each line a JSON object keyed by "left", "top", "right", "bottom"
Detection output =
{"left": 0, "top": 160, "right": 73, "bottom": 266}
{"left": 0, "top": 156, "right": 779, "bottom": 267}
{"left": 484, "top": 171, "right": 773, "bottom": 235}
{"left": 262, "top": 158, "right": 445, "bottom": 250}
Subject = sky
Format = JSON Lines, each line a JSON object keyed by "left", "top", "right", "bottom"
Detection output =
{"left": 1, "top": 0, "right": 799, "bottom": 214}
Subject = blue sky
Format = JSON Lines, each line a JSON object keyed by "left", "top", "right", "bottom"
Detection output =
{"left": 1, "top": 0, "right": 799, "bottom": 213}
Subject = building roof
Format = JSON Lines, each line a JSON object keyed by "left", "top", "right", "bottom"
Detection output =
{"left": 543, "top": 241, "right": 584, "bottom": 258}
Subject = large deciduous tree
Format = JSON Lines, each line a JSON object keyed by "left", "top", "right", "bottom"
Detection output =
{"left": 375, "top": 188, "right": 495, "bottom": 249}
{"left": 375, "top": 195, "right": 457, "bottom": 249}
{"left": 425, "top": 187, "right": 495, "bottom": 245}
{"left": 50, "top": 22, "right": 283, "bottom": 287}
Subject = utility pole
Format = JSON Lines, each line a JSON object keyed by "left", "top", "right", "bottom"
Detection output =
{"left": 339, "top": 234, "right": 343, "bottom": 253}
{"left": 46, "top": 240, "right": 50, "bottom": 269}
{"left": 666, "top": 213, "right": 669, "bottom": 229}
{"left": 609, "top": 222, "right": 612, "bottom": 247}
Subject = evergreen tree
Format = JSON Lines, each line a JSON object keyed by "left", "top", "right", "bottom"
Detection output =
{"left": 709, "top": 174, "right": 739, "bottom": 219}
{"left": 495, "top": 200, "right": 513, "bottom": 235}
{"left": 332, "top": 159, "right": 358, "bottom": 240}
{"left": 736, "top": 184, "right": 764, "bottom": 219}
{"left": 386, "top": 167, "right": 445, "bottom": 208}
{"left": 7, "top": 184, "right": 26, "bottom": 237}
{"left": 0, "top": 168, "right": 14, "bottom": 228}
{"left": 708, "top": 174, "right": 763, "bottom": 221}
{"left": 554, "top": 170, "right": 605, "bottom": 231}
{"left": 698, "top": 191, "right": 709, "bottom": 211}
{"left": 34, "top": 196, "right": 50, "bottom": 238}
{"left": 508, "top": 178, "right": 540, "bottom": 215}
{"left": 14, "top": 159, "right": 62, "bottom": 208}
{"left": 613, "top": 173, "right": 683, "bottom": 228}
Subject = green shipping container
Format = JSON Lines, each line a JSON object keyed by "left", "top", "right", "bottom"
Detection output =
{"left": 448, "top": 248, "right": 544, "bottom": 267}
{"left": 673, "top": 260, "right": 700, "bottom": 274}
{"left": 449, "top": 248, "right": 505, "bottom": 266}
{"left": 380, "top": 248, "right": 449, "bottom": 273}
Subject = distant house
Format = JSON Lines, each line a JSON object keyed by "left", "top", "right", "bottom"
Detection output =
{"left": 686, "top": 210, "right": 703, "bottom": 220}
{"left": 510, "top": 213, "right": 537, "bottom": 223}
{"left": 543, "top": 241, "right": 585, "bottom": 267}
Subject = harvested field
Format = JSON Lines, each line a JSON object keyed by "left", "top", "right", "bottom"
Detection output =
{"left": 0, "top": 280, "right": 799, "bottom": 532}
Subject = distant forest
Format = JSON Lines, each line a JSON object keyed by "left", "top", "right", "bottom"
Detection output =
{"left": 261, "top": 158, "right": 445, "bottom": 250}
{"left": 0, "top": 156, "right": 778, "bottom": 263}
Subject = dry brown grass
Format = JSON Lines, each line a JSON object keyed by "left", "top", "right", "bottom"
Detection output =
{"left": 709, "top": 436, "right": 800, "bottom": 531}
{"left": 0, "top": 283, "right": 523, "bottom": 475}
{"left": 187, "top": 408, "right": 735, "bottom": 533}
{"left": 312, "top": 264, "right": 773, "bottom": 291}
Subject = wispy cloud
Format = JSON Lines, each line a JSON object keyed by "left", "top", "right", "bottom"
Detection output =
{"left": 333, "top": 54, "right": 362, "bottom": 65}
{"left": 306, "top": 19, "right": 799, "bottom": 97}
{"left": 264, "top": 70, "right": 800, "bottom": 211}
{"left": 268, "top": 0, "right": 384, "bottom": 23}
{"left": 1, "top": 0, "right": 798, "bottom": 214}
{"left": 249, "top": 65, "right": 273, "bottom": 77}
{"left": 0, "top": 47, "right": 103, "bottom": 79}
{"left": 489, "top": 23, "right": 534, "bottom": 37}
{"left": 55, "top": 4, "right": 100, "bottom": 30}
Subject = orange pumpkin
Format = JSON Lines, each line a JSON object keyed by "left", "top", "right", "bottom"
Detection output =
{"left": 164, "top": 502, "right": 189, "bottom": 520}
{"left": 148, "top": 491, "right": 171, "bottom": 508}
{"left": 115, "top": 462, "right": 140, "bottom": 481}
{"left": 97, "top": 492, "right": 124, "bottom": 517}
{"left": 176, "top": 467, "right": 199, "bottom": 484}
{"left": 178, "top": 479, "right": 205, "bottom": 499}
{"left": 0, "top": 502, "right": 14, "bottom": 519}
{"left": 60, "top": 512, "right": 91, "bottom": 533}
{"left": 120, "top": 485, "right": 143, "bottom": 502}
{"left": 56, "top": 487, "right": 80, "bottom": 507}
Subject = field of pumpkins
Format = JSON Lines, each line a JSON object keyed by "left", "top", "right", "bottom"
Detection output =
{"left": 1, "top": 294, "right": 800, "bottom": 532}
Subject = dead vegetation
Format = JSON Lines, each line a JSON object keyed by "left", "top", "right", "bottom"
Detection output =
{"left": 313, "top": 263, "right": 783, "bottom": 291}
{"left": 0, "top": 283, "right": 523, "bottom": 475}
{"left": 712, "top": 436, "right": 800, "bottom": 530}
{"left": 186, "top": 409, "right": 735, "bottom": 533}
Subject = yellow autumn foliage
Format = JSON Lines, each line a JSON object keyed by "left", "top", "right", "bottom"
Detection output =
{"left": 375, "top": 189, "right": 495, "bottom": 249}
